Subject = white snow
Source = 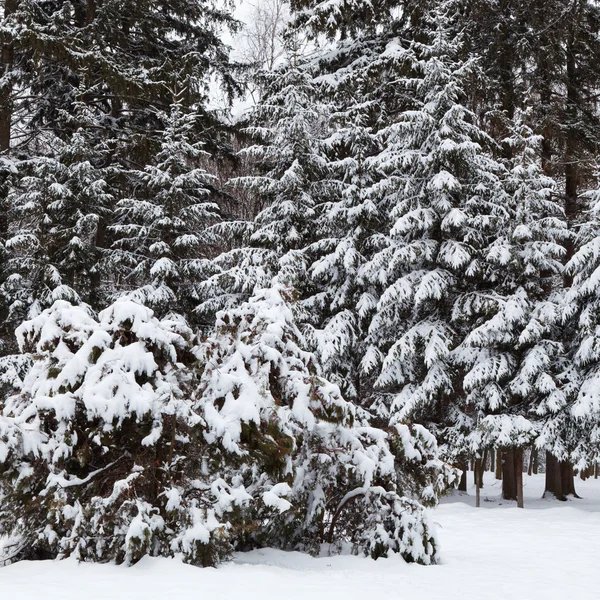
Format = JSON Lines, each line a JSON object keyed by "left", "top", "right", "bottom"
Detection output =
{"left": 1, "top": 472, "right": 599, "bottom": 599}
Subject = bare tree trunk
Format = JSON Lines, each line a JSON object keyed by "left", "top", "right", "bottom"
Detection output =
{"left": 545, "top": 451, "right": 564, "bottom": 500}
{"left": 502, "top": 448, "right": 517, "bottom": 500}
{"left": 490, "top": 449, "right": 495, "bottom": 473}
{"left": 516, "top": 448, "right": 524, "bottom": 508}
{"left": 544, "top": 452, "right": 579, "bottom": 500}
{"left": 478, "top": 450, "right": 487, "bottom": 488}
{"left": 475, "top": 458, "right": 481, "bottom": 508}
{"left": 595, "top": 462, "right": 598, "bottom": 479}
{"left": 458, "top": 458, "right": 467, "bottom": 492}
{"left": 527, "top": 447, "right": 536, "bottom": 476}
{"left": 89, "top": 216, "right": 107, "bottom": 305}
{"left": 580, "top": 464, "right": 594, "bottom": 481}
{"left": 495, "top": 449, "right": 502, "bottom": 480}
{"left": 561, "top": 461, "right": 578, "bottom": 497}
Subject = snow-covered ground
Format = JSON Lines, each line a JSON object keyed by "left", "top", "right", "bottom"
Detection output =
{"left": 2, "top": 472, "right": 598, "bottom": 599}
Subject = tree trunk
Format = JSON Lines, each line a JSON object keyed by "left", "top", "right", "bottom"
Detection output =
{"left": 0, "top": 0, "right": 17, "bottom": 152}
{"left": 475, "top": 458, "right": 481, "bottom": 508}
{"left": 515, "top": 448, "right": 524, "bottom": 508}
{"left": 533, "top": 449, "right": 539, "bottom": 475}
{"left": 478, "top": 450, "right": 487, "bottom": 488}
{"left": 561, "top": 461, "right": 578, "bottom": 497}
{"left": 544, "top": 452, "right": 578, "bottom": 500}
{"left": 495, "top": 449, "right": 502, "bottom": 480}
{"left": 490, "top": 449, "right": 495, "bottom": 473}
{"left": 595, "top": 462, "right": 598, "bottom": 479}
{"left": 527, "top": 447, "right": 536, "bottom": 477}
{"left": 502, "top": 448, "right": 517, "bottom": 501}
{"left": 458, "top": 459, "right": 467, "bottom": 492}
{"left": 545, "top": 451, "right": 564, "bottom": 500}
{"left": 562, "top": 26, "right": 581, "bottom": 288}
{"left": 89, "top": 216, "right": 108, "bottom": 307}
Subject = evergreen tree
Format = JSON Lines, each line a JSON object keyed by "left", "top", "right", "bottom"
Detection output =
{"left": 0, "top": 287, "right": 456, "bottom": 566}
{"left": 363, "top": 12, "right": 508, "bottom": 430}
{"left": 196, "top": 62, "right": 331, "bottom": 321}
{"left": 1, "top": 101, "right": 114, "bottom": 332}
{"left": 0, "top": 298, "right": 243, "bottom": 566}
{"left": 357, "top": 5, "right": 564, "bottom": 500}
{"left": 107, "top": 97, "right": 220, "bottom": 322}
{"left": 272, "top": 4, "right": 422, "bottom": 409}
{"left": 197, "top": 283, "right": 456, "bottom": 562}
{"left": 301, "top": 110, "right": 381, "bottom": 406}
{"left": 546, "top": 174, "right": 600, "bottom": 495}
{"left": 459, "top": 119, "right": 567, "bottom": 497}
{"left": 0, "top": 0, "right": 238, "bottom": 349}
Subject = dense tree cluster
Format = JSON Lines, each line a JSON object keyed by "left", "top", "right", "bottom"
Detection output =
{"left": 1, "top": 0, "right": 600, "bottom": 568}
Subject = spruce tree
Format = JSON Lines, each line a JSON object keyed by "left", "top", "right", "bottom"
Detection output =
{"left": 545, "top": 175, "right": 600, "bottom": 497}
{"left": 0, "top": 298, "right": 240, "bottom": 566}
{"left": 0, "top": 0, "right": 238, "bottom": 343}
{"left": 359, "top": 4, "right": 565, "bottom": 501}
{"left": 197, "top": 283, "right": 456, "bottom": 563}
{"left": 0, "top": 286, "right": 456, "bottom": 566}
{"left": 1, "top": 100, "right": 114, "bottom": 331}
{"left": 301, "top": 111, "right": 382, "bottom": 406}
{"left": 363, "top": 10, "right": 507, "bottom": 429}
{"left": 196, "top": 62, "right": 331, "bottom": 321}
{"left": 107, "top": 97, "right": 220, "bottom": 322}
{"left": 459, "top": 118, "right": 566, "bottom": 498}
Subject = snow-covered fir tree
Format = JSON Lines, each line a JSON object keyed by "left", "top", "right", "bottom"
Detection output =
{"left": 196, "top": 61, "right": 331, "bottom": 321}
{"left": 107, "top": 98, "right": 220, "bottom": 322}
{"left": 0, "top": 0, "right": 238, "bottom": 350}
{"left": 0, "top": 299, "right": 244, "bottom": 566}
{"left": 0, "top": 287, "right": 456, "bottom": 566}
{"left": 359, "top": 4, "right": 564, "bottom": 486}
{"left": 550, "top": 172, "right": 600, "bottom": 473}
{"left": 362, "top": 10, "right": 507, "bottom": 429}
{"left": 197, "top": 283, "right": 456, "bottom": 562}
{"left": 1, "top": 102, "right": 114, "bottom": 331}
{"left": 300, "top": 109, "right": 382, "bottom": 406}
{"left": 457, "top": 118, "right": 566, "bottom": 481}
{"left": 251, "top": 11, "right": 418, "bottom": 408}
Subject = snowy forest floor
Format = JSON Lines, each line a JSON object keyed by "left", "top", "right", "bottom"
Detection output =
{"left": 1, "top": 472, "right": 598, "bottom": 599}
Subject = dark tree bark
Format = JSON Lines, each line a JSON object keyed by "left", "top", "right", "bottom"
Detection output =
{"left": 89, "top": 216, "right": 108, "bottom": 307}
{"left": 561, "top": 461, "right": 578, "bottom": 497}
{"left": 545, "top": 451, "right": 564, "bottom": 500}
{"left": 580, "top": 464, "right": 594, "bottom": 481}
{"left": 515, "top": 448, "right": 524, "bottom": 508}
{"left": 478, "top": 449, "right": 487, "bottom": 488}
{"left": 458, "top": 458, "right": 468, "bottom": 492}
{"left": 490, "top": 449, "right": 495, "bottom": 473}
{"left": 475, "top": 458, "right": 481, "bottom": 508}
{"left": 502, "top": 448, "right": 517, "bottom": 500}
{"left": 495, "top": 449, "right": 502, "bottom": 480}
{"left": 562, "top": 29, "right": 580, "bottom": 288}
{"left": 544, "top": 452, "right": 579, "bottom": 500}
{"left": 527, "top": 447, "right": 537, "bottom": 476}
